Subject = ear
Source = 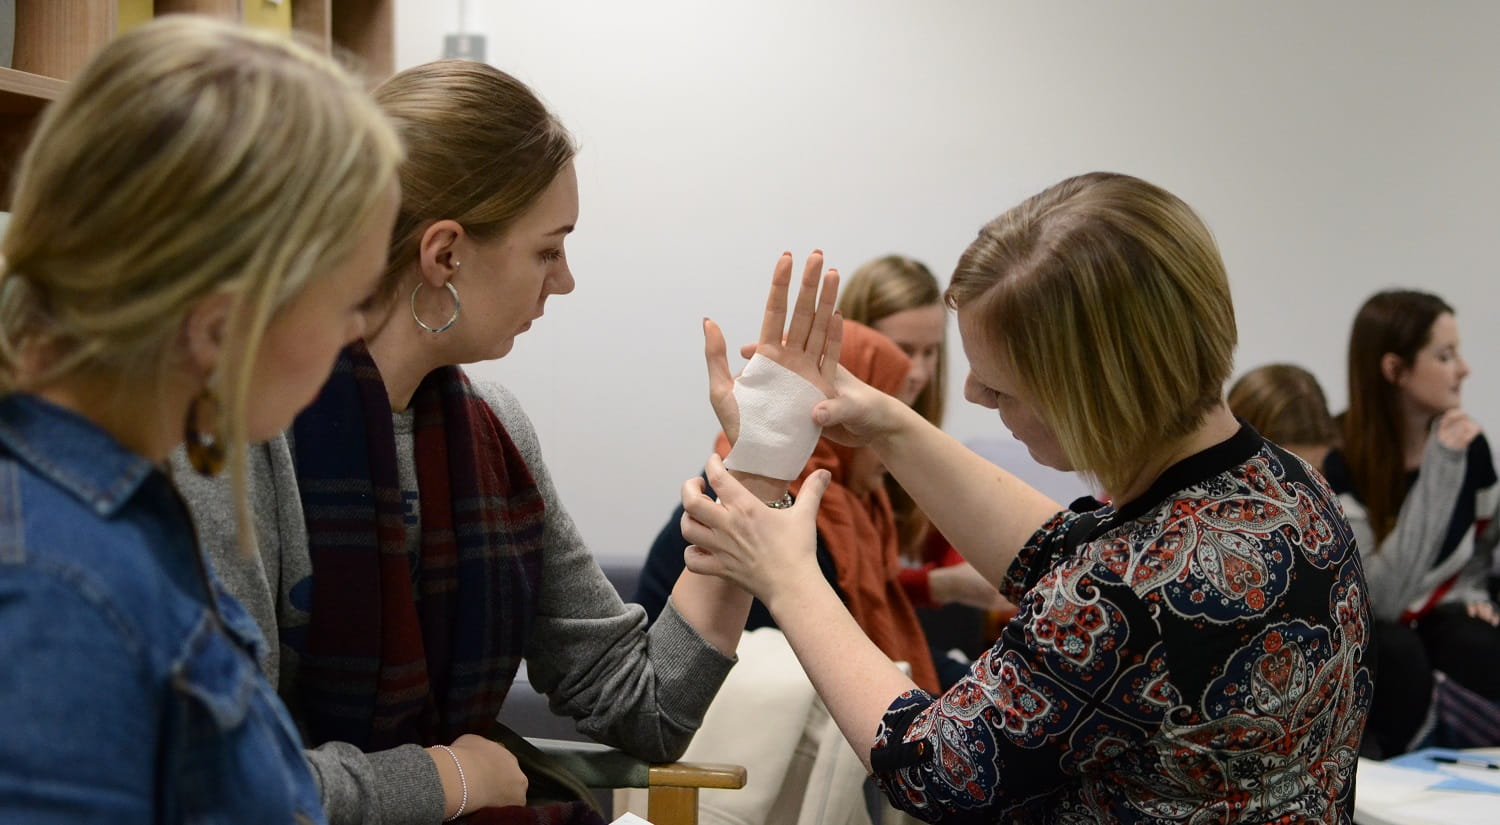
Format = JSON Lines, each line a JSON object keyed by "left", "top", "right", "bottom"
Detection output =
{"left": 181, "top": 290, "right": 235, "bottom": 381}
{"left": 1380, "top": 352, "right": 1406, "bottom": 385}
{"left": 417, "top": 219, "right": 466, "bottom": 288}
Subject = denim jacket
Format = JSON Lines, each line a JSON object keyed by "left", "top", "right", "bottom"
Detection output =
{"left": 0, "top": 394, "right": 327, "bottom": 824}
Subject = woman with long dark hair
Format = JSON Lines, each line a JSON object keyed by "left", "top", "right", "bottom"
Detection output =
{"left": 1323, "top": 289, "right": 1499, "bottom": 754}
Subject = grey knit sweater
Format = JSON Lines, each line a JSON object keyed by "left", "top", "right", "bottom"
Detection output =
{"left": 172, "top": 380, "right": 734, "bottom": 825}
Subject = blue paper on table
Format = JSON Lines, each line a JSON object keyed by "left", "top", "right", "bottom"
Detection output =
{"left": 1386, "top": 748, "right": 1500, "bottom": 793}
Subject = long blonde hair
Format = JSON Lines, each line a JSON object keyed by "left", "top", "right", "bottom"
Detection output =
{"left": 839, "top": 254, "right": 947, "bottom": 558}
{"left": 0, "top": 16, "right": 402, "bottom": 548}
{"left": 948, "top": 172, "right": 1236, "bottom": 496}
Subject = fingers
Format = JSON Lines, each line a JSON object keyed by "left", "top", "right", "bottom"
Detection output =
{"left": 739, "top": 341, "right": 758, "bottom": 360}
{"left": 1437, "top": 409, "right": 1480, "bottom": 450}
{"left": 793, "top": 468, "right": 833, "bottom": 513}
{"left": 782, "top": 250, "right": 825, "bottom": 351}
{"left": 813, "top": 385, "right": 854, "bottom": 428}
{"left": 680, "top": 508, "right": 716, "bottom": 548}
{"left": 757, "top": 252, "right": 794, "bottom": 347}
{"left": 819, "top": 308, "right": 844, "bottom": 386}
{"left": 702, "top": 453, "right": 756, "bottom": 509}
{"left": 804, "top": 268, "right": 839, "bottom": 365}
{"left": 703, "top": 318, "right": 733, "bottom": 395}
{"left": 683, "top": 544, "right": 726, "bottom": 577}
{"left": 681, "top": 472, "right": 725, "bottom": 531}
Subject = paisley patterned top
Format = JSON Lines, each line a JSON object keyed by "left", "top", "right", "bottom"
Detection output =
{"left": 870, "top": 425, "right": 1371, "bottom": 824}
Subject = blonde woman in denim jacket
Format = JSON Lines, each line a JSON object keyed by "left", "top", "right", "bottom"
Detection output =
{"left": 0, "top": 18, "right": 401, "bottom": 824}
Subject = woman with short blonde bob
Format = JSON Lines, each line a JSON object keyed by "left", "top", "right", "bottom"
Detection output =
{"left": 681, "top": 172, "right": 1371, "bottom": 822}
{"left": 0, "top": 16, "right": 401, "bottom": 823}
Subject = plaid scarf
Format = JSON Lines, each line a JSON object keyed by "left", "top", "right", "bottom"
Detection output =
{"left": 291, "top": 344, "right": 546, "bottom": 753}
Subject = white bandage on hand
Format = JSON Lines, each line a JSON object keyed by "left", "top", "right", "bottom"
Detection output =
{"left": 723, "top": 354, "right": 826, "bottom": 480}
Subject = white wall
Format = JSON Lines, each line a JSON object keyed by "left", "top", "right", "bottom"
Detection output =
{"left": 394, "top": 1, "right": 1500, "bottom": 564}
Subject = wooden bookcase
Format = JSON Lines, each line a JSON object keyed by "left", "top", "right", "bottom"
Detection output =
{"left": 0, "top": 0, "right": 395, "bottom": 207}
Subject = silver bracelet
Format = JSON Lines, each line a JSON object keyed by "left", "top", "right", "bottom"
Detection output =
{"left": 765, "top": 491, "right": 795, "bottom": 509}
{"left": 435, "top": 745, "right": 468, "bottom": 822}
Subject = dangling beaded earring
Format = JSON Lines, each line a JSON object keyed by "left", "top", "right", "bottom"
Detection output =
{"left": 184, "top": 387, "right": 226, "bottom": 476}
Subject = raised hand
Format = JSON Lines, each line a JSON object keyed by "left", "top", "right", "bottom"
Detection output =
{"left": 1467, "top": 599, "right": 1500, "bottom": 627}
{"left": 706, "top": 250, "right": 841, "bottom": 445}
{"left": 1435, "top": 408, "right": 1481, "bottom": 452}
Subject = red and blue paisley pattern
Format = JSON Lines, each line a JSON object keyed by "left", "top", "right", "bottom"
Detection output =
{"left": 871, "top": 434, "right": 1371, "bottom": 824}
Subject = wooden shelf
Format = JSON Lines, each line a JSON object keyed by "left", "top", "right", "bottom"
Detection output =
{"left": 0, "top": 1, "right": 396, "bottom": 209}
{"left": 0, "top": 67, "right": 68, "bottom": 116}
{"left": 331, "top": 0, "right": 394, "bottom": 81}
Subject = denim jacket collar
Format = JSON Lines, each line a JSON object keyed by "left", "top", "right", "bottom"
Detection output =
{"left": 0, "top": 393, "right": 157, "bottom": 518}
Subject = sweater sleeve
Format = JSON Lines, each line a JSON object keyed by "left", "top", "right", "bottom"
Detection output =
{"left": 173, "top": 439, "right": 447, "bottom": 825}
{"left": 1338, "top": 435, "right": 1469, "bottom": 622}
{"left": 898, "top": 565, "right": 936, "bottom": 608}
{"left": 474, "top": 380, "right": 736, "bottom": 762}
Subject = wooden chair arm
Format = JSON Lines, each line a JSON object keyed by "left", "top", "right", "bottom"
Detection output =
{"left": 647, "top": 761, "right": 746, "bottom": 790}
{"left": 528, "top": 738, "right": 746, "bottom": 790}
{"left": 529, "top": 738, "right": 746, "bottom": 825}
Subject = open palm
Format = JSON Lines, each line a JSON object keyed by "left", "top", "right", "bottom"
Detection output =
{"left": 706, "top": 250, "right": 841, "bottom": 445}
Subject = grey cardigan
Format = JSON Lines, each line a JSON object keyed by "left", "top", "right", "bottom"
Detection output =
{"left": 172, "top": 380, "right": 734, "bottom": 825}
{"left": 1334, "top": 433, "right": 1498, "bottom": 622}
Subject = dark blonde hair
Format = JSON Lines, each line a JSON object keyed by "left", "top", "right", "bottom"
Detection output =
{"left": 839, "top": 255, "right": 946, "bottom": 427}
{"left": 947, "top": 172, "right": 1236, "bottom": 495}
{"left": 839, "top": 254, "right": 946, "bottom": 557}
{"left": 1342, "top": 289, "right": 1454, "bottom": 542}
{"left": 372, "top": 60, "right": 576, "bottom": 299}
{"left": 0, "top": 16, "right": 401, "bottom": 549}
{"left": 1228, "top": 364, "right": 1337, "bottom": 448}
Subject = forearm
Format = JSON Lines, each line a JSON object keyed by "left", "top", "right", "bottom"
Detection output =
{"left": 872, "top": 402, "right": 1061, "bottom": 585}
{"left": 669, "top": 469, "right": 782, "bottom": 655}
{"left": 764, "top": 574, "right": 917, "bottom": 770}
{"left": 668, "top": 569, "right": 753, "bottom": 655}
{"left": 306, "top": 741, "right": 445, "bottom": 825}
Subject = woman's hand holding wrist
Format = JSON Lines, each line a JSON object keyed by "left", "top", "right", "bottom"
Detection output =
{"left": 681, "top": 455, "right": 832, "bottom": 603}
{"left": 730, "top": 471, "right": 790, "bottom": 505}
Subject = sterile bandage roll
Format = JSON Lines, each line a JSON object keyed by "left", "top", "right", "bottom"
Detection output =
{"left": 723, "top": 354, "right": 826, "bottom": 480}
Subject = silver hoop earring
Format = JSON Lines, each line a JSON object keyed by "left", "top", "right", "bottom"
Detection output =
{"left": 411, "top": 281, "right": 461, "bottom": 333}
